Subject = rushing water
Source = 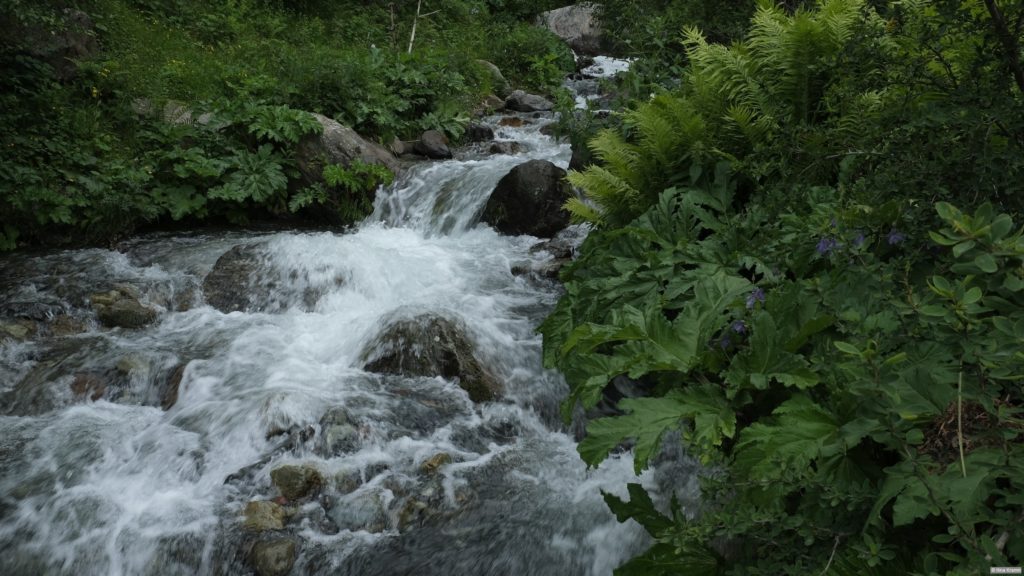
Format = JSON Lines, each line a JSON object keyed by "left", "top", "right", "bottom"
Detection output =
{"left": 0, "top": 107, "right": 697, "bottom": 575}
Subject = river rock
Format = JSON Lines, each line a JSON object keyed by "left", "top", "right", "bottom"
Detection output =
{"left": 481, "top": 94, "right": 506, "bottom": 113}
{"left": 475, "top": 60, "right": 512, "bottom": 99}
{"left": 91, "top": 287, "right": 158, "bottom": 329}
{"left": 505, "top": 90, "right": 554, "bottom": 113}
{"left": 419, "top": 453, "right": 451, "bottom": 475}
{"left": 243, "top": 501, "right": 286, "bottom": 531}
{"left": 202, "top": 244, "right": 264, "bottom": 313}
{"left": 498, "top": 117, "right": 527, "bottom": 127}
{"left": 202, "top": 243, "right": 323, "bottom": 313}
{"left": 361, "top": 314, "right": 501, "bottom": 403}
{"left": 489, "top": 141, "right": 522, "bottom": 155}
{"left": 296, "top": 113, "right": 399, "bottom": 184}
{"left": 414, "top": 130, "right": 452, "bottom": 159}
{"left": 70, "top": 373, "right": 106, "bottom": 402}
{"left": 160, "top": 362, "right": 187, "bottom": 410}
{"left": 0, "top": 319, "right": 35, "bottom": 341}
{"left": 318, "top": 408, "right": 361, "bottom": 456}
{"left": 464, "top": 123, "right": 494, "bottom": 143}
{"left": 250, "top": 538, "right": 296, "bottom": 576}
{"left": 271, "top": 464, "right": 324, "bottom": 501}
{"left": 537, "top": 3, "right": 603, "bottom": 55}
{"left": 481, "top": 160, "right": 572, "bottom": 238}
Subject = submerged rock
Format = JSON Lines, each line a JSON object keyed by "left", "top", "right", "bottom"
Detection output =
{"left": 243, "top": 501, "right": 287, "bottom": 532}
{"left": 160, "top": 362, "right": 187, "bottom": 411}
{"left": 202, "top": 243, "right": 327, "bottom": 313}
{"left": 481, "top": 159, "right": 572, "bottom": 238}
{"left": 489, "top": 141, "right": 522, "bottom": 155}
{"left": 361, "top": 314, "right": 501, "bottom": 403}
{"left": 505, "top": 90, "right": 554, "bottom": 113}
{"left": 250, "top": 538, "right": 297, "bottom": 576}
{"left": 70, "top": 373, "right": 106, "bottom": 402}
{"left": 419, "top": 453, "right": 452, "bottom": 475}
{"left": 270, "top": 464, "right": 324, "bottom": 501}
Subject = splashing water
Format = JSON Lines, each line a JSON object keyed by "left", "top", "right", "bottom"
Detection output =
{"left": 0, "top": 110, "right": 695, "bottom": 575}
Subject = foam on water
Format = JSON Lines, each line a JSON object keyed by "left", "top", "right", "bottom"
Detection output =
{"left": 0, "top": 111, "right": 696, "bottom": 575}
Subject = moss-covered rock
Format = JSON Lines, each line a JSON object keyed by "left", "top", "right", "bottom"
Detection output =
{"left": 250, "top": 538, "right": 296, "bottom": 576}
{"left": 270, "top": 464, "right": 324, "bottom": 501}
{"left": 243, "top": 500, "right": 286, "bottom": 531}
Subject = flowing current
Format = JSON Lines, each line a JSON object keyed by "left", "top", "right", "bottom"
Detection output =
{"left": 0, "top": 111, "right": 694, "bottom": 575}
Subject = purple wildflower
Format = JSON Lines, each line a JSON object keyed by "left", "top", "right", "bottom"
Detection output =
{"left": 746, "top": 287, "right": 765, "bottom": 310}
{"left": 853, "top": 231, "right": 866, "bottom": 248}
{"left": 731, "top": 320, "right": 747, "bottom": 334}
{"left": 718, "top": 334, "right": 732, "bottom": 350}
{"left": 887, "top": 229, "right": 906, "bottom": 245}
{"left": 816, "top": 237, "right": 839, "bottom": 255}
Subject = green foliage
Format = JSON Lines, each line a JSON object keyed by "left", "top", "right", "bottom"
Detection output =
{"left": 544, "top": 183, "right": 1024, "bottom": 572}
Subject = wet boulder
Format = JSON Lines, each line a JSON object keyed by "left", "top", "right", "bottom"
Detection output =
{"left": 537, "top": 3, "right": 603, "bottom": 55}
{"left": 464, "top": 123, "right": 494, "bottom": 143}
{"left": 250, "top": 538, "right": 297, "bottom": 576}
{"left": 414, "top": 130, "right": 452, "bottom": 159}
{"left": 489, "top": 141, "right": 522, "bottom": 156}
{"left": 90, "top": 286, "right": 158, "bottom": 329}
{"left": 361, "top": 315, "right": 501, "bottom": 403}
{"left": 270, "top": 464, "right": 324, "bottom": 501}
{"left": 202, "top": 244, "right": 265, "bottom": 313}
{"left": 243, "top": 501, "right": 287, "bottom": 532}
{"left": 202, "top": 243, "right": 327, "bottom": 313}
{"left": 505, "top": 90, "right": 554, "bottom": 113}
{"left": 480, "top": 94, "right": 506, "bottom": 113}
{"left": 481, "top": 160, "right": 572, "bottom": 238}
{"left": 317, "top": 408, "right": 361, "bottom": 456}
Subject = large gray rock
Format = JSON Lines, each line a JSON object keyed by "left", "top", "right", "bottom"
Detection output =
{"left": 505, "top": 90, "right": 554, "bottom": 113}
{"left": 475, "top": 60, "right": 513, "bottom": 99}
{"left": 296, "top": 113, "right": 399, "bottom": 184}
{"left": 361, "top": 314, "right": 501, "bottom": 403}
{"left": 414, "top": 130, "right": 452, "bottom": 159}
{"left": 537, "top": 3, "right": 603, "bottom": 55}
{"left": 481, "top": 160, "right": 572, "bottom": 238}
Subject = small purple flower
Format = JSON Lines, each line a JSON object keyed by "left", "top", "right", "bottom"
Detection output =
{"left": 731, "top": 320, "right": 747, "bottom": 334}
{"left": 816, "top": 237, "right": 839, "bottom": 255}
{"left": 853, "top": 231, "right": 866, "bottom": 248}
{"left": 887, "top": 229, "right": 906, "bottom": 245}
{"left": 746, "top": 287, "right": 765, "bottom": 310}
{"left": 718, "top": 334, "right": 732, "bottom": 350}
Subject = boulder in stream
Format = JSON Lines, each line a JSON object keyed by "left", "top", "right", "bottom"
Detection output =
{"left": 243, "top": 501, "right": 287, "bottom": 532}
{"left": 464, "top": 123, "right": 494, "bottom": 143}
{"left": 270, "top": 464, "right": 324, "bottom": 501}
{"left": 505, "top": 90, "right": 554, "bottom": 113}
{"left": 361, "top": 314, "right": 501, "bottom": 403}
{"left": 202, "top": 243, "right": 327, "bottom": 313}
{"left": 90, "top": 286, "right": 158, "bottom": 329}
{"left": 489, "top": 141, "right": 522, "bottom": 155}
{"left": 413, "top": 130, "right": 452, "bottom": 159}
{"left": 481, "top": 159, "right": 572, "bottom": 238}
{"left": 250, "top": 538, "right": 297, "bottom": 576}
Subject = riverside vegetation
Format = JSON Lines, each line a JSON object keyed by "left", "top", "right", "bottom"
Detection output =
{"left": 0, "top": 0, "right": 573, "bottom": 248}
{"left": 547, "top": 0, "right": 1024, "bottom": 573}
{"left": 4, "top": 0, "right": 1024, "bottom": 574}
